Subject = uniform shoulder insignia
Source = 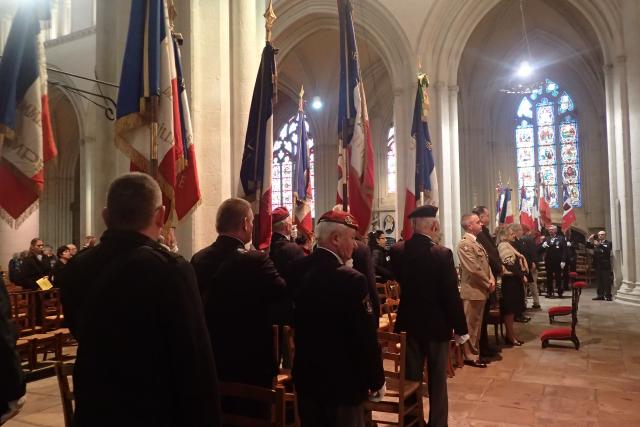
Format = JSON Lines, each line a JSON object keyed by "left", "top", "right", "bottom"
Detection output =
{"left": 362, "top": 294, "right": 373, "bottom": 315}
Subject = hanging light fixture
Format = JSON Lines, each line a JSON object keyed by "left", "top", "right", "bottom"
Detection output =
{"left": 499, "top": 0, "right": 544, "bottom": 94}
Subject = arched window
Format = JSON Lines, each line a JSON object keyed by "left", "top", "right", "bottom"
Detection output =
{"left": 272, "top": 114, "right": 315, "bottom": 217}
{"left": 515, "top": 79, "right": 581, "bottom": 208}
{"left": 386, "top": 126, "right": 396, "bottom": 194}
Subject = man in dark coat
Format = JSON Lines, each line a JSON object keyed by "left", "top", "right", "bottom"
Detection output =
{"left": 0, "top": 274, "right": 25, "bottom": 424}
{"left": 58, "top": 173, "right": 220, "bottom": 427}
{"left": 587, "top": 230, "right": 613, "bottom": 301}
{"left": 191, "top": 198, "right": 286, "bottom": 389}
{"left": 19, "top": 238, "right": 51, "bottom": 290}
{"left": 391, "top": 205, "right": 469, "bottom": 427}
{"left": 539, "top": 225, "right": 567, "bottom": 298}
{"left": 290, "top": 210, "right": 385, "bottom": 427}
{"left": 471, "top": 206, "right": 502, "bottom": 357}
{"left": 511, "top": 224, "right": 540, "bottom": 309}
{"left": 269, "top": 206, "right": 305, "bottom": 278}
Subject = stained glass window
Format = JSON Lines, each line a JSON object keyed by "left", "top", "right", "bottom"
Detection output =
{"left": 272, "top": 114, "right": 316, "bottom": 217}
{"left": 514, "top": 79, "right": 581, "bottom": 208}
{"left": 387, "top": 127, "right": 396, "bottom": 194}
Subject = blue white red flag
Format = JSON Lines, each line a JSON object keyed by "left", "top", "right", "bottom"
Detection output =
{"left": 519, "top": 185, "right": 535, "bottom": 229}
{"left": 497, "top": 188, "right": 513, "bottom": 225}
{"left": 116, "top": 0, "right": 184, "bottom": 225}
{"left": 0, "top": 1, "right": 57, "bottom": 227}
{"left": 172, "top": 36, "right": 201, "bottom": 220}
{"left": 336, "top": 0, "right": 375, "bottom": 236}
{"left": 538, "top": 173, "right": 551, "bottom": 230}
{"left": 292, "top": 91, "right": 313, "bottom": 235}
{"left": 239, "top": 42, "right": 277, "bottom": 250}
{"left": 402, "top": 73, "right": 438, "bottom": 240}
{"left": 561, "top": 184, "right": 576, "bottom": 232}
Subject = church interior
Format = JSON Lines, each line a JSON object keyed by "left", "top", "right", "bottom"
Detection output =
{"left": 2, "top": 0, "right": 640, "bottom": 426}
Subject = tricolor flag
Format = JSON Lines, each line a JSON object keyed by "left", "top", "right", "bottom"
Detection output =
{"left": 561, "top": 184, "right": 576, "bottom": 232}
{"left": 336, "top": 0, "right": 375, "bottom": 236}
{"left": 519, "top": 185, "right": 535, "bottom": 229}
{"left": 402, "top": 73, "right": 438, "bottom": 240}
{"left": 172, "top": 35, "right": 201, "bottom": 220}
{"left": 0, "top": 1, "right": 57, "bottom": 227}
{"left": 538, "top": 176, "right": 551, "bottom": 230}
{"left": 497, "top": 188, "right": 514, "bottom": 225}
{"left": 239, "top": 41, "right": 277, "bottom": 250}
{"left": 115, "top": 0, "right": 183, "bottom": 225}
{"left": 292, "top": 89, "right": 313, "bottom": 235}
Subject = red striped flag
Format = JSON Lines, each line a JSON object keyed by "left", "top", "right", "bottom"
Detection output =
{"left": 0, "top": 1, "right": 57, "bottom": 227}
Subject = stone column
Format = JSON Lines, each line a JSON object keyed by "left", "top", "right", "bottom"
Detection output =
{"left": 392, "top": 86, "right": 413, "bottom": 239}
{"left": 448, "top": 84, "right": 462, "bottom": 241}
{"left": 609, "top": 54, "right": 639, "bottom": 304}
{"left": 229, "top": 0, "right": 261, "bottom": 195}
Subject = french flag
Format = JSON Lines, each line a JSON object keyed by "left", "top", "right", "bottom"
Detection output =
{"left": 292, "top": 90, "right": 313, "bottom": 235}
{"left": 519, "top": 185, "right": 535, "bottom": 229}
{"left": 402, "top": 74, "right": 438, "bottom": 240}
{"left": 239, "top": 41, "right": 277, "bottom": 250}
{"left": 561, "top": 184, "right": 576, "bottom": 232}
{"left": 116, "top": 0, "right": 182, "bottom": 225}
{"left": 497, "top": 188, "right": 514, "bottom": 225}
{"left": 336, "top": 0, "right": 375, "bottom": 237}
{"left": 172, "top": 35, "right": 201, "bottom": 220}
{"left": 0, "top": 0, "right": 57, "bottom": 227}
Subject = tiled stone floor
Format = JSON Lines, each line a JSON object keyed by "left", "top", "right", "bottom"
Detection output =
{"left": 6, "top": 287, "right": 640, "bottom": 426}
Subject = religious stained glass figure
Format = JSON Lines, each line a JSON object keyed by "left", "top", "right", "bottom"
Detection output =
{"left": 272, "top": 114, "right": 316, "bottom": 217}
{"left": 515, "top": 79, "right": 581, "bottom": 208}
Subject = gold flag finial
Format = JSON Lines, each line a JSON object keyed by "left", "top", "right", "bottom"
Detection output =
{"left": 298, "top": 85, "right": 305, "bottom": 110}
{"left": 168, "top": 0, "right": 177, "bottom": 32}
{"left": 264, "top": 0, "right": 277, "bottom": 43}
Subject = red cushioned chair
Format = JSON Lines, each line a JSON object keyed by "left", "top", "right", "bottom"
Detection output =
{"left": 541, "top": 281, "right": 586, "bottom": 350}
{"left": 547, "top": 272, "right": 579, "bottom": 323}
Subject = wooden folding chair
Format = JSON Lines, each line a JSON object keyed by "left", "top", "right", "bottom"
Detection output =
{"left": 219, "top": 382, "right": 286, "bottom": 427}
{"left": 41, "top": 288, "right": 64, "bottom": 332}
{"left": 366, "top": 331, "right": 424, "bottom": 427}
{"left": 55, "top": 362, "right": 75, "bottom": 427}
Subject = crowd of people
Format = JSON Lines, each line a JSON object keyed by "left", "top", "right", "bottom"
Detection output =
{"left": 0, "top": 172, "right": 613, "bottom": 427}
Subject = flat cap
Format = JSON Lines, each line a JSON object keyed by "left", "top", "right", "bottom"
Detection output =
{"left": 408, "top": 205, "right": 438, "bottom": 219}
{"left": 318, "top": 210, "right": 359, "bottom": 230}
{"left": 272, "top": 206, "right": 290, "bottom": 224}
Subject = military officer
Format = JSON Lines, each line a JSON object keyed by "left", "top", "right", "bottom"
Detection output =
{"left": 457, "top": 213, "right": 495, "bottom": 369}
{"left": 290, "top": 210, "right": 385, "bottom": 427}
{"left": 191, "top": 198, "right": 286, "bottom": 390}
{"left": 587, "top": 230, "right": 613, "bottom": 301}
{"left": 390, "top": 205, "right": 468, "bottom": 427}
{"left": 269, "top": 206, "right": 305, "bottom": 279}
{"left": 58, "top": 172, "right": 220, "bottom": 427}
{"left": 539, "top": 225, "right": 567, "bottom": 298}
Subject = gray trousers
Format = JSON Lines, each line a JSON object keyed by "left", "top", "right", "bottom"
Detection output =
{"left": 406, "top": 337, "right": 449, "bottom": 427}
{"left": 297, "top": 395, "right": 366, "bottom": 427}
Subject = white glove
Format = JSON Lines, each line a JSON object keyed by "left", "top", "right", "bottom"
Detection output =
{"left": 369, "top": 383, "right": 386, "bottom": 402}
{"left": 454, "top": 334, "right": 470, "bottom": 345}
{"left": 566, "top": 242, "right": 571, "bottom": 247}
{"left": 345, "top": 259, "right": 354, "bottom": 268}
{"left": 542, "top": 242, "right": 549, "bottom": 248}
{"left": 560, "top": 262, "right": 566, "bottom": 269}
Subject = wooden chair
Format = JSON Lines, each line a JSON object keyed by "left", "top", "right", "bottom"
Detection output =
{"left": 379, "top": 302, "right": 396, "bottom": 332}
{"left": 55, "top": 362, "right": 75, "bottom": 427}
{"left": 219, "top": 382, "right": 286, "bottom": 427}
{"left": 366, "top": 331, "right": 424, "bottom": 427}
{"left": 548, "top": 272, "right": 578, "bottom": 323}
{"left": 40, "top": 288, "right": 64, "bottom": 332}
{"left": 486, "top": 306, "right": 504, "bottom": 346}
{"left": 540, "top": 281, "right": 586, "bottom": 350}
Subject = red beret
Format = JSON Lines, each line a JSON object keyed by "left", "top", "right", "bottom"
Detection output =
{"left": 318, "top": 210, "right": 359, "bottom": 230}
{"left": 272, "top": 206, "right": 290, "bottom": 224}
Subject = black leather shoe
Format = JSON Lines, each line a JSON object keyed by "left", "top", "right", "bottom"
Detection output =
{"left": 464, "top": 359, "right": 488, "bottom": 368}
{"left": 531, "top": 304, "right": 542, "bottom": 309}
{"left": 593, "top": 296, "right": 604, "bottom": 301}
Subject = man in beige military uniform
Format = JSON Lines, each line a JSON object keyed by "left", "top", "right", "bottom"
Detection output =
{"left": 456, "top": 213, "right": 495, "bottom": 368}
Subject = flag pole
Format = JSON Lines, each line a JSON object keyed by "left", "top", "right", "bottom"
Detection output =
{"left": 340, "top": 1, "right": 350, "bottom": 212}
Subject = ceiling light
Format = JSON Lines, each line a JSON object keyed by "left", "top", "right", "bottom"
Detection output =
{"left": 311, "top": 96, "right": 323, "bottom": 110}
{"left": 517, "top": 60, "right": 533, "bottom": 78}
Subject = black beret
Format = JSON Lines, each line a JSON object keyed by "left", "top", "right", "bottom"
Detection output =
{"left": 408, "top": 205, "right": 438, "bottom": 219}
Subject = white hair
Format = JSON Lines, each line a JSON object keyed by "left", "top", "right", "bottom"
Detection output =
{"left": 315, "top": 221, "right": 349, "bottom": 243}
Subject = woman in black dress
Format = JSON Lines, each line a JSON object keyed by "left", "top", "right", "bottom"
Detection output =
{"left": 496, "top": 226, "right": 529, "bottom": 346}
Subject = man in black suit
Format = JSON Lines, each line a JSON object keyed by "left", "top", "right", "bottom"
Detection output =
{"left": 539, "top": 225, "right": 567, "bottom": 298}
{"left": 191, "top": 198, "right": 286, "bottom": 389}
{"left": 587, "top": 230, "right": 613, "bottom": 301}
{"left": 269, "top": 206, "right": 305, "bottom": 280}
{"left": 19, "top": 238, "right": 50, "bottom": 290}
{"left": 58, "top": 172, "right": 220, "bottom": 427}
{"left": 390, "top": 205, "right": 468, "bottom": 427}
{"left": 291, "top": 210, "right": 385, "bottom": 427}
{"left": 471, "top": 206, "right": 502, "bottom": 357}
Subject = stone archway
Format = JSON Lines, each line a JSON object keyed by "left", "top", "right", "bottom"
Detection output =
{"left": 39, "top": 85, "right": 82, "bottom": 248}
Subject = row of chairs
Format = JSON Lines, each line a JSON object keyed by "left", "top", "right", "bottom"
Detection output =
{"left": 8, "top": 289, "right": 73, "bottom": 370}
